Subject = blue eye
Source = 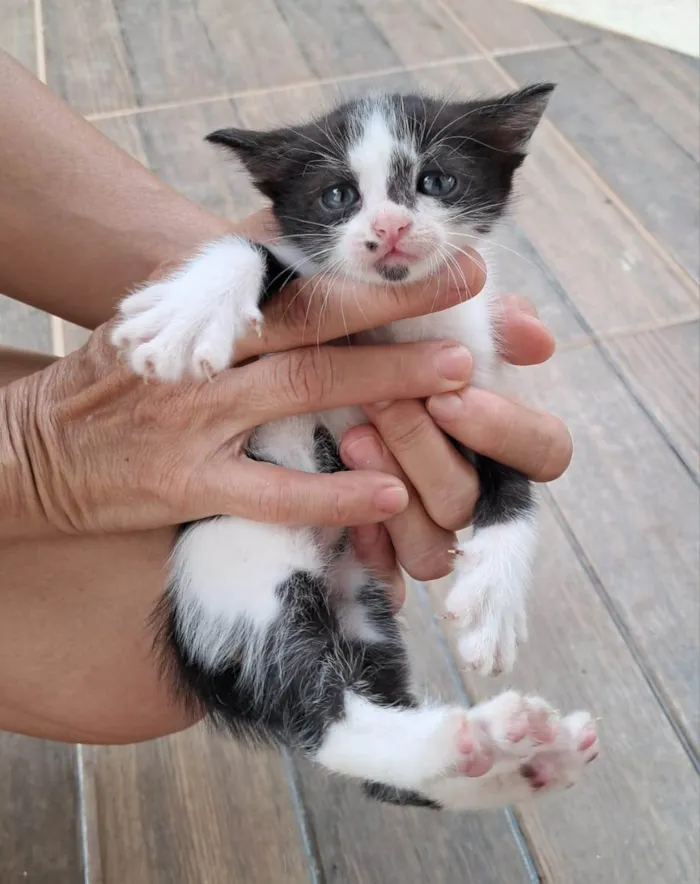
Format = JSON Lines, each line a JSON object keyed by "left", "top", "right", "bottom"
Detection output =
{"left": 418, "top": 172, "right": 457, "bottom": 197}
{"left": 321, "top": 183, "right": 360, "bottom": 210}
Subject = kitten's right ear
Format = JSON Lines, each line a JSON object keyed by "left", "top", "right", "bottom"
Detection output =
{"left": 206, "top": 128, "right": 271, "bottom": 156}
{"left": 206, "top": 128, "right": 286, "bottom": 198}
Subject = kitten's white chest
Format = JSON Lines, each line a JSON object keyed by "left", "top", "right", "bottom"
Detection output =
{"left": 361, "top": 287, "right": 498, "bottom": 390}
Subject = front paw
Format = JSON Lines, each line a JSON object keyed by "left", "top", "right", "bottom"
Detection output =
{"left": 111, "top": 236, "right": 266, "bottom": 382}
{"left": 443, "top": 519, "right": 536, "bottom": 676}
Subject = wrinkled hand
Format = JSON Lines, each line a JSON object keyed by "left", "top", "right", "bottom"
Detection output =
{"left": 343, "top": 295, "right": 572, "bottom": 609}
{"left": 3, "top": 240, "right": 484, "bottom": 538}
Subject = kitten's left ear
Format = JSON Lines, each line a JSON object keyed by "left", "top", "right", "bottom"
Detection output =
{"left": 476, "top": 83, "right": 555, "bottom": 154}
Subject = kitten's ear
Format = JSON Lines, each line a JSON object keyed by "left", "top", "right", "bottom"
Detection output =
{"left": 206, "top": 127, "right": 277, "bottom": 156}
{"left": 474, "top": 83, "right": 555, "bottom": 154}
{"left": 206, "top": 127, "right": 288, "bottom": 197}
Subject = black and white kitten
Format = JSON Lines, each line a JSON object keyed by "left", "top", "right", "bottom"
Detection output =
{"left": 112, "top": 88, "right": 598, "bottom": 811}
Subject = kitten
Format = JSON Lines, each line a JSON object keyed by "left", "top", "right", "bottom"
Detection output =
{"left": 112, "top": 88, "right": 598, "bottom": 811}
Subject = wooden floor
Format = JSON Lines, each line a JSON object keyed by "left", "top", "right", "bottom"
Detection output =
{"left": 1, "top": 2, "right": 699, "bottom": 882}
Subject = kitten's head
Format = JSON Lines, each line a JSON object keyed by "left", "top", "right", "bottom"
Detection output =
{"left": 207, "top": 86, "right": 553, "bottom": 284}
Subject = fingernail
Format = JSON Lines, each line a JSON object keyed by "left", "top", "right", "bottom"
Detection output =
{"left": 343, "top": 435, "right": 385, "bottom": 468}
{"left": 435, "top": 344, "right": 472, "bottom": 382}
{"left": 427, "top": 392, "right": 463, "bottom": 420}
{"left": 370, "top": 401, "right": 393, "bottom": 411}
{"left": 374, "top": 485, "right": 409, "bottom": 514}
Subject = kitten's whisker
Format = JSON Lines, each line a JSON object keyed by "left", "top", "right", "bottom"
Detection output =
{"left": 447, "top": 233, "right": 536, "bottom": 270}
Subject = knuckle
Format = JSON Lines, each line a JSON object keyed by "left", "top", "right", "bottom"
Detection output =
{"left": 280, "top": 348, "right": 335, "bottom": 408}
{"left": 402, "top": 541, "right": 454, "bottom": 582}
{"left": 382, "top": 413, "right": 430, "bottom": 452}
{"left": 428, "top": 492, "right": 475, "bottom": 532}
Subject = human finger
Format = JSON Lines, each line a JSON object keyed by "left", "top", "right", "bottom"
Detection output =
{"left": 349, "top": 523, "right": 406, "bottom": 612}
{"left": 497, "top": 294, "right": 556, "bottom": 366}
{"left": 341, "top": 427, "right": 456, "bottom": 581}
{"left": 223, "top": 341, "right": 473, "bottom": 428}
{"left": 235, "top": 249, "right": 486, "bottom": 360}
{"left": 197, "top": 459, "right": 411, "bottom": 527}
{"left": 426, "top": 387, "right": 573, "bottom": 482}
{"left": 362, "top": 398, "right": 480, "bottom": 531}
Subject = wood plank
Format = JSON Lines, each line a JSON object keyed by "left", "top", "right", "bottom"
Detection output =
{"left": 44, "top": 0, "right": 139, "bottom": 116}
{"left": 0, "top": 297, "right": 53, "bottom": 353}
{"left": 273, "top": 0, "right": 479, "bottom": 79}
{"left": 430, "top": 498, "right": 700, "bottom": 884}
{"left": 0, "top": 0, "right": 36, "bottom": 73}
{"left": 95, "top": 105, "right": 265, "bottom": 222}
{"left": 501, "top": 45, "right": 700, "bottom": 282}
{"left": 294, "top": 589, "right": 534, "bottom": 884}
{"left": 606, "top": 322, "right": 699, "bottom": 473}
{"left": 61, "top": 321, "right": 91, "bottom": 354}
{"left": 530, "top": 7, "right": 606, "bottom": 43}
{"left": 0, "top": 734, "right": 82, "bottom": 883}
{"left": 358, "top": 0, "right": 481, "bottom": 64}
{"left": 439, "top": 0, "right": 569, "bottom": 52}
{"left": 45, "top": 0, "right": 313, "bottom": 116}
{"left": 87, "top": 728, "right": 310, "bottom": 884}
{"left": 574, "top": 36, "right": 700, "bottom": 161}
{"left": 518, "top": 343, "right": 700, "bottom": 745}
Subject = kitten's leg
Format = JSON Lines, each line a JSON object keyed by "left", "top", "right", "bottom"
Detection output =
{"left": 387, "top": 297, "right": 538, "bottom": 677}
{"left": 315, "top": 688, "right": 598, "bottom": 810}
{"left": 445, "top": 450, "right": 537, "bottom": 676}
{"left": 165, "top": 517, "right": 597, "bottom": 809}
{"left": 111, "top": 236, "right": 293, "bottom": 382}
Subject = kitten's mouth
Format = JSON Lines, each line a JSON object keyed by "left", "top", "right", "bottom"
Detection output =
{"left": 374, "top": 246, "right": 419, "bottom": 281}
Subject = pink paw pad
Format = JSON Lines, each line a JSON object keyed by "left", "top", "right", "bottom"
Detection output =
{"left": 578, "top": 725, "right": 597, "bottom": 753}
{"left": 455, "top": 721, "right": 494, "bottom": 777}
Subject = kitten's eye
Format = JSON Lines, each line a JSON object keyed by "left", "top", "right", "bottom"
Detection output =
{"left": 321, "top": 183, "right": 360, "bottom": 211}
{"left": 418, "top": 172, "right": 457, "bottom": 197}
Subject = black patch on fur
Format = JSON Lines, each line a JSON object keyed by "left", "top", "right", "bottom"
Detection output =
{"left": 387, "top": 150, "right": 417, "bottom": 207}
{"left": 377, "top": 264, "right": 410, "bottom": 282}
{"left": 451, "top": 439, "right": 534, "bottom": 528}
{"left": 363, "top": 781, "right": 442, "bottom": 809}
{"left": 156, "top": 568, "right": 415, "bottom": 755}
{"left": 254, "top": 243, "right": 299, "bottom": 306}
{"left": 313, "top": 425, "right": 345, "bottom": 474}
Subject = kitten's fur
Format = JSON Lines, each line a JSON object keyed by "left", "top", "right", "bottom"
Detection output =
{"left": 112, "top": 89, "right": 598, "bottom": 811}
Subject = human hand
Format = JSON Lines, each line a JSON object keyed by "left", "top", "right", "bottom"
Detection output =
{"left": 341, "top": 295, "right": 572, "bottom": 608}
{"left": 2, "top": 246, "right": 485, "bottom": 539}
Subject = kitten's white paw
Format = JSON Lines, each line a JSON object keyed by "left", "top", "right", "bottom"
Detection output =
{"left": 444, "top": 519, "right": 536, "bottom": 676}
{"left": 425, "top": 692, "right": 598, "bottom": 810}
{"left": 111, "top": 236, "right": 266, "bottom": 382}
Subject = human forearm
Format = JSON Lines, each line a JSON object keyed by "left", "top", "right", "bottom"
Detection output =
{"left": 0, "top": 52, "right": 230, "bottom": 329}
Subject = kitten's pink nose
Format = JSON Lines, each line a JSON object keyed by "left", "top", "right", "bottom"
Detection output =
{"left": 371, "top": 211, "right": 413, "bottom": 249}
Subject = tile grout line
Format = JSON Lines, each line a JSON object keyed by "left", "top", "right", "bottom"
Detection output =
{"left": 76, "top": 745, "right": 105, "bottom": 884}
{"left": 83, "top": 38, "right": 592, "bottom": 123}
{"left": 432, "top": 0, "right": 699, "bottom": 301}
{"left": 32, "top": 0, "right": 46, "bottom": 83}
